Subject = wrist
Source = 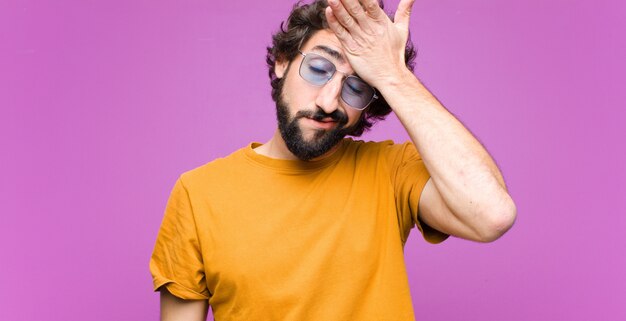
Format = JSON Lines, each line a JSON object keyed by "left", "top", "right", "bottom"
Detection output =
{"left": 375, "top": 68, "right": 420, "bottom": 98}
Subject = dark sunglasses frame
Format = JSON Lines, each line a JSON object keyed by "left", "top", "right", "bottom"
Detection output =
{"left": 294, "top": 30, "right": 378, "bottom": 110}
{"left": 297, "top": 51, "right": 378, "bottom": 110}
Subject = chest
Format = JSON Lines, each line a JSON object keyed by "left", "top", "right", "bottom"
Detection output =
{"left": 191, "top": 164, "right": 401, "bottom": 299}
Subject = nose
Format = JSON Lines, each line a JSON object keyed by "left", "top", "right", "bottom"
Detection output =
{"left": 315, "top": 75, "right": 343, "bottom": 114}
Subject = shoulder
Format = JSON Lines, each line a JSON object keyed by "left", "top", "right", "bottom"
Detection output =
{"left": 343, "top": 138, "right": 396, "bottom": 154}
{"left": 343, "top": 138, "right": 416, "bottom": 162}
{"left": 179, "top": 146, "right": 247, "bottom": 189}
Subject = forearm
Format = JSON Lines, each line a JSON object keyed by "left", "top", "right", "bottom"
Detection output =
{"left": 380, "top": 70, "right": 514, "bottom": 221}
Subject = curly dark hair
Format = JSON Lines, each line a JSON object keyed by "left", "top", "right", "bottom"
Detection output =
{"left": 266, "top": 0, "right": 417, "bottom": 137}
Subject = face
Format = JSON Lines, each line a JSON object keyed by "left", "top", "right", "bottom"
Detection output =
{"left": 274, "top": 29, "right": 365, "bottom": 161}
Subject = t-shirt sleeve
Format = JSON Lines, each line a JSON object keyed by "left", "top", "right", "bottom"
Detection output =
{"left": 385, "top": 141, "right": 449, "bottom": 244}
{"left": 149, "top": 178, "right": 210, "bottom": 300}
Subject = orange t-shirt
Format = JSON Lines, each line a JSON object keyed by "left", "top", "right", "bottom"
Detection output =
{"left": 150, "top": 138, "right": 447, "bottom": 320}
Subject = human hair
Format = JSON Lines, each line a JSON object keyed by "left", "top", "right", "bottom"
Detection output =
{"left": 266, "top": 0, "right": 417, "bottom": 137}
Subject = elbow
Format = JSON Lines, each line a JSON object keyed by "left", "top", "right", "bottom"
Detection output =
{"left": 476, "top": 197, "right": 517, "bottom": 243}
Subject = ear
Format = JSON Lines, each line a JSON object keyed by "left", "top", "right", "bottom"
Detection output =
{"left": 275, "top": 60, "right": 289, "bottom": 79}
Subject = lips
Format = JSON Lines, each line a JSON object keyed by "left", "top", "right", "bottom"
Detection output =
{"left": 304, "top": 117, "right": 338, "bottom": 129}
{"left": 313, "top": 117, "right": 336, "bottom": 123}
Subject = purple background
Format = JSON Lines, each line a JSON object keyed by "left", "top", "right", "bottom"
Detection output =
{"left": 2, "top": 0, "right": 624, "bottom": 320}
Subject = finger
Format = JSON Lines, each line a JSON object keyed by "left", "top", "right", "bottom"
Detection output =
{"left": 327, "top": 0, "right": 361, "bottom": 36}
{"left": 338, "top": 0, "right": 369, "bottom": 26}
{"left": 325, "top": 7, "right": 357, "bottom": 48}
{"left": 394, "top": 0, "right": 416, "bottom": 30}
{"left": 361, "top": 0, "right": 386, "bottom": 21}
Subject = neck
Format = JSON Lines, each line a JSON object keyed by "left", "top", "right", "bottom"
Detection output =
{"left": 253, "top": 129, "right": 341, "bottom": 161}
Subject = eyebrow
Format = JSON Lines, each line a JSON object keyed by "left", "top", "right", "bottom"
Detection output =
{"left": 310, "top": 45, "right": 346, "bottom": 65}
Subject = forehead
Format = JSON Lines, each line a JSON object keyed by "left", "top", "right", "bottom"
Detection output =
{"left": 301, "top": 29, "right": 352, "bottom": 72}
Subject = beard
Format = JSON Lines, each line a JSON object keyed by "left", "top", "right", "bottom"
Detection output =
{"left": 275, "top": 84, "right": 355, "bottom": 161}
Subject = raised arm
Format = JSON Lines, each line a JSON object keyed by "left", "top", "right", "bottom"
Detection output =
{"left": 325, "top": 0, "right": 516, "bottom": 242}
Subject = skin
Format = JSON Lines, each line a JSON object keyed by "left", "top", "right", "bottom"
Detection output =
{"left": 161, "top": 0, "right": 517, "bottom": 317}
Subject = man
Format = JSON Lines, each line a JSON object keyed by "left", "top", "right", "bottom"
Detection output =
{"left": 150, "top": 0, "right": 517, "bottom": 320}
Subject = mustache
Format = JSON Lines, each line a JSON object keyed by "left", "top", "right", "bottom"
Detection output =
{"left": 295, "top": 108, "right": 349, "bottom": 125}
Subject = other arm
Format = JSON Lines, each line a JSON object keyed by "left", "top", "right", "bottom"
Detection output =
{"left": 160, "top": 287, "right": 208, "bottom": 321}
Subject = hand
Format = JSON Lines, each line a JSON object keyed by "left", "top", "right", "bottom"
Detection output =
{"left": 325, "top": 0, "right": 415, "bottom": 89}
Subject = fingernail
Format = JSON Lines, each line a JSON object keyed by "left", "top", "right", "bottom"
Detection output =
{"left": 328, "top": 0, "right": 337, "bottom": 6}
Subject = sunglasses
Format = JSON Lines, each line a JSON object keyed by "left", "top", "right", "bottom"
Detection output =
{"left": 297, "top": 51, "right": 378, "bottom": 110}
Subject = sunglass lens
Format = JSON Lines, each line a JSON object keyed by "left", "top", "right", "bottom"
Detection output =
{"left": 300, "top": 54, "right": 335, "bottom": 86}
{"left": 341, "top": 76, "right": 375, "bottom": 110}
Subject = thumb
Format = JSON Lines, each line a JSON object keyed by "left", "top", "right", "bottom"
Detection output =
{"left": 394, "top": 0, "right": 416, "bottom": 30}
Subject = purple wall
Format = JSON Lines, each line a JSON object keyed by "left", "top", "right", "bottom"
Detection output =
{"left": 2, "top": 0, "right": 624, "bottom": 320}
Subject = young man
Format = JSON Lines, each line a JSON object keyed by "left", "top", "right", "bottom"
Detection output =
{"left": 150, "top": 0, "right": 517, "bottom": 320}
